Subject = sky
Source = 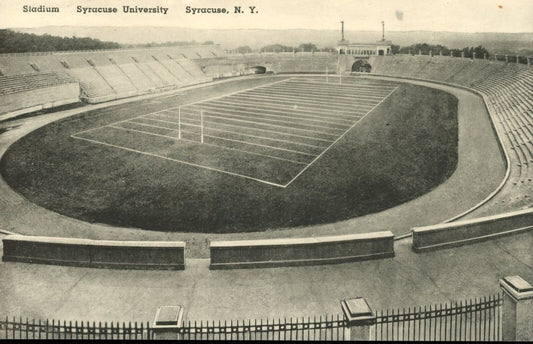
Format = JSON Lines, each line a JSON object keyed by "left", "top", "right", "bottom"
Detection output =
{"left": 0, "top": 0, "right": 532, "bottom": 33}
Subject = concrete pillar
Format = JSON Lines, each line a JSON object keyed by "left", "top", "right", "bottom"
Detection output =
{"left": 505, "top": 54, "right": 509, "bottom": 63}
{"left": 500, "top": 276, "right": 533, "bottom": 341}
{"left": 439, "top": 50, "right": 443, "bottom": 57}
{"left": 450, "top": 51, "right": 453, "bottom": 57}
{"left": 341, "top": 297, "right": 376, "bottom": 340}
{"left": 461, "top": 51, "right": 465, "bottom": 58}
{"left": 473, "top": 52, "right": 476, "bottom": 59}
{"left": 429, "top": 50, "right": 433, "bottom": 57}
{"left": 528, "top": 57, "right": 530, "bottom": 66}
{"left": 418, "top": 49, "right": 422, "bottom": 56}
{"left": 152, "top": 306, "right": 184, "bottom": 340}
{"left": 484, "top": 53, "right": 487, "bottom": 60}
{"left": 516, "top": 55, "right": 520, "bottom": 64}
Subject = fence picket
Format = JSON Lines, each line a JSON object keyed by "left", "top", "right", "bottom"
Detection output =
{"left": 0, "top": 292, "right": 504, "bottom": 341}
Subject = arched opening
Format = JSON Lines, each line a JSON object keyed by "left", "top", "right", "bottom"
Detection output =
{"left": 250, "top": 66, "right": 266, "bottom": 74}
{"left": 351, "top": 60, "right": 372, "bottom": 73}
{"left": 378, "top": 49, "right": 385, "bottom": 56}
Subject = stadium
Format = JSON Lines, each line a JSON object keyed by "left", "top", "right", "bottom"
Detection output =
{"left": 0, "top": 2, "right": 533, "bottom": 341}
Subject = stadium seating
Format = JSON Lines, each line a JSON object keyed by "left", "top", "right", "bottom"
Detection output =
{"left": 0, "top": 72, "right": 79, "bottom": 117}
{"left": 194, "top": 52, "right": 339, "bottom": 77}
{"left": 0, "top": 72, "right": 74, "bottom": 96}
{"left": 0, "top": 46, "right": 213, "bottom": 105}
{"left": 370, "top": 55, "right": 533, "bottom": 209}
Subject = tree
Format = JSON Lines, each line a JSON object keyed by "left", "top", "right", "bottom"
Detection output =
{"left": 235, "top": 45, "right": 252, "bottom": 54}
{"left": 260, "top": 44, "right": 293, "bottom": 53}
{"left": 298, "top": 43, "right": 317, "bottom": 52}
{"left": 0, "top": 29, "right": 120, "bottom": 53}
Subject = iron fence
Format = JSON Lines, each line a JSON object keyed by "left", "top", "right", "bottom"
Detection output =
{"left": 0, "top": 317, "right": 151, "bottom": 340}
{"left": 178, "top": 314, "right": 347, "bottom": 341}
{"left": 0, "top": 293, "right": 504, "bottom": 341}
{"left": 374, "top": 293, "right": 502, "bottom": 341}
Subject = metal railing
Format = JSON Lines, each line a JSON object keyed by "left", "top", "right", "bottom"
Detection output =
{"left": 0, "top": 293, "right": 504, "bottom": 341}
{"left": 0, "top": 318, "right": 151, "bottom": 340}
{"left": 178, "top": 314, "right": 347, "bottom": 341}
{"left": 374, "top": 293, "right": 502, "bottom": 341}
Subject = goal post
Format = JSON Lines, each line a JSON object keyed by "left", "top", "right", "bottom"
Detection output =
{"left": 200, "top": 110, "right": 204, "bottom": 144}
{"left": 178, "top": 106, "right": 181, "bottom": 139}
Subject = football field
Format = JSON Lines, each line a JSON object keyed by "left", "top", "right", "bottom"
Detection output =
{"left": 72, "top": 77, "right": 398, "bottom": 187}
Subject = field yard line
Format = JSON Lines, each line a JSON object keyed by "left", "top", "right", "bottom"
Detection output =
{"left": 288, "top": 78, "right": 398, "bottom": 89}
{"left": 70, "top": 134, "right": 289, "bottom": 188}
{"left": 249, "top": 85, "right": 389, "bottom": 99}
{"left": 226, "top": 92, "right": 377, "bottom": 110}
{"left": 202, "top": 99, "right": 356, "bottom": 123}
{"left": 228, "top": 92, "right": 380, "bottom": 109}
{"left": 284, "top": 80, "right": 399, "bottom": 92}
{"left": 283, "top": 86, "right": 400, "bottom": 188}
{"left": 151, "top": 113, "right": 201, "bottom": 123}
{"left": 72, "top": 106, "right": 176, "bottom": 136}
{"left": 106, "top": 125, "right": 309, "bottom": 165}
{"left": 205, "top": 134, "right": 316, "bottom": 156}
{"left": 243, "top": 90, "right": 387, "bottom": 105}
{"left": 123, "top": 118, "right": 323, "bottom": 150}
{"left": 205, "top": 126, "right": 324, "bottom": 149}
{"left": 188, "top": 100, "right": 354, "bottom": 126}
{"left": 187, "top": 106, "right": 348, "bottom": 131}
{"left": 183, "top": 112, "right": 340, "bottom": 137}
{"left": 185, "top": 99, "right": 364, "bottom": 119}
{"left": 133, "top": 117, "right": 189, "bottom": 127}
{"left": 127, "top": 119, "right": 183, "bottom": 130}
{"left": 247, "top": 87, "right": 389, "bottom": 102}
{"left": 73, "top": 78, "right": 293, "bottom": 137}
{"left": 272, "top": 80, "right": 398, "bottom": 91}
{"left": 177, "top": 77, "right": 294, "bottom": 108}
{"left": 183, "top": 119, "right": 335, "bottom": 143}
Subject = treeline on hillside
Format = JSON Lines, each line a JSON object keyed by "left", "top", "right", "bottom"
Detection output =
{"left": 399, "top": 43, "right": 490, "bottom": 58}
{"left": 0, "top": 29, "right": 120, "bottom": 53}
{"left": 122, "top": 40, "right": 214, "bottom": 49}
{"left": 259, "top": 43, "right": 335, "bottom": 53}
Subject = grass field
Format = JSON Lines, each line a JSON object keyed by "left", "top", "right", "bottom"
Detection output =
{"left": 0, "top": 76, "right": 458, "bottom": 233}
{"left": 71, "top": 77, "right": 398, "bottom": 187}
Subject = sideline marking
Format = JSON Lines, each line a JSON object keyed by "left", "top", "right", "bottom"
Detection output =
{"left": 70, "top": 134, "right": 289, "bottom": 188}
{"left": 283, "top": 86, "right": 399, "bottom": 187}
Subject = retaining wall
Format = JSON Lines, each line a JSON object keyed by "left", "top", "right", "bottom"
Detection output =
{"left": 0, "top": 83, "right": 80, "bottom": 118}
{"left": 412, "top": 208, "right": 533, "bottom": 252}
{"left": 2, "top": 235, "right": 185, "bottom": 270}
{"left": 209, "top": 231, "right": 394, "bottom": 269}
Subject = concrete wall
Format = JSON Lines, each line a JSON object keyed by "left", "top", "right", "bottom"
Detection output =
{"left": 209, "top": 231, "right": 394, "bottom": 269}
{"left": 412, "top": 208, "right": 533, "bottom": 252}
{"left": 0, "top": 82, "right": 80, "bottom": 116}
{"left": 2, "top": 235, "right": 185, "bottom": 270}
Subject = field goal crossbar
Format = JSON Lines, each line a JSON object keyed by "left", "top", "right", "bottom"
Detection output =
{"left": 177, "top": 106, "right": 205, "bottom": 143}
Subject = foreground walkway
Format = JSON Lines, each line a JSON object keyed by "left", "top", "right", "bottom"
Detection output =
{"left": 0, "top": 231, "right": 531, "bottom": 322}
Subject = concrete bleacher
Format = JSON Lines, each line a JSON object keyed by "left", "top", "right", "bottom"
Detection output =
{"left": 0, "top": 46, "right": 213, "bottom": 105}
{"left": 194, "top": 52, "right": 339, "bottom": 77}
{"left": 370, "top": 54, "right": 533, "bottom": 209}
{"left": 0, "top": 72, "right": 80, "bottom": 117}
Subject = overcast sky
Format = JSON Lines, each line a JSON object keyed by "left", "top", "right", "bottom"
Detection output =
{"left": 1, "top": 0, "right": 532, "bottom": 32}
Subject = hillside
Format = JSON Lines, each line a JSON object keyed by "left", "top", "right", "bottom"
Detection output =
{"left": 13, "top": 26, "right": 533, "bottom": 54}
